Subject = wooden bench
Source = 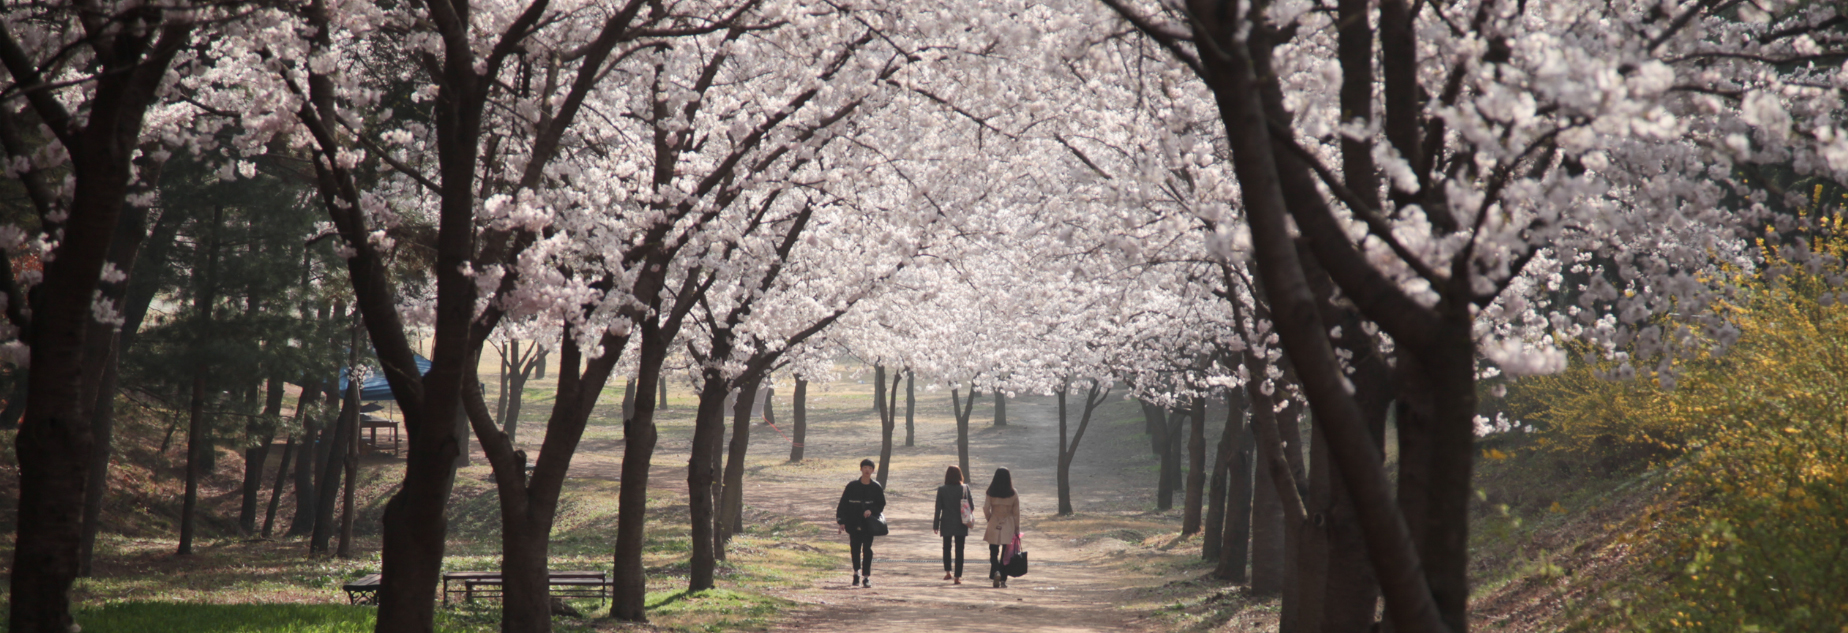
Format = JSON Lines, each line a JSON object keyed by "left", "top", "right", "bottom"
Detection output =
{"left": 441, "top": 570, "right": 610, "bottom": 604}
{"left": 343, "top": 573, "right": 382, "bottom": 605}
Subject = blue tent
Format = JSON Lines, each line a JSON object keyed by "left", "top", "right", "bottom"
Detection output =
{"left": 338, "top": 354, "right": 434, "bottom": 401}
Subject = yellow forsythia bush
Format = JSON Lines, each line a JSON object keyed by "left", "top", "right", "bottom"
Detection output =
{"left": 1518, "top": 210, "right": 1848, "bottom": 631}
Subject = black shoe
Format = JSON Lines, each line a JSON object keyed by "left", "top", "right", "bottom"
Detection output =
{"left": 851, "top": 575, "right": 860, "bottom": 587}
{"left": 862, "top": 577, "right": 872, "bottom": 588}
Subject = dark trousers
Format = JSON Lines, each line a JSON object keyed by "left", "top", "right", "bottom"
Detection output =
{"left": 849, "top": 532, "right": 875, "bottom": 577}
{"left": 941, "top": 535, "right": 965, "bottom": 577}
{"left": 989, "top": 543, "right": 1004, "bottom": 579}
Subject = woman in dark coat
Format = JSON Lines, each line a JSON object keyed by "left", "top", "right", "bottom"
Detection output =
{"left": 932, "top": 465, "right": 975, "bottom": 584}
{"left": 835, "top": 458, "right": 886, "bottom": 587}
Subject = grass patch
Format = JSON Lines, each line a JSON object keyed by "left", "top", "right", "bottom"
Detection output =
{"left": 642, "top": 588, "right": 795, "bottom": 632}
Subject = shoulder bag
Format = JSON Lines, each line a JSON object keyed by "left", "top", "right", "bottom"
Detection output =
{"left": 959, "top": 485, "right": 975, "bottom": 527}
{"left": 863, "top": 485, "right": 889, "bottom": 536}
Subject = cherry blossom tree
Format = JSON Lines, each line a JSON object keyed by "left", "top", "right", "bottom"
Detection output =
{"left": 1, "top": 4, "right": 199, "bottom": 630}
{"left": 1085, "top": 0, "right": 1848, "bottom": 631}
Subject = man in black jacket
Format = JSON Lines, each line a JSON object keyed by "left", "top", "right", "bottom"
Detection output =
{"left": 836, "top": 458, "right": 886, "bottom": 587}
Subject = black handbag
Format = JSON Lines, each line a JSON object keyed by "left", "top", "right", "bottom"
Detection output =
{"left": 867, "top": 513, "right": 889, "bottom": 536}
{"left": 1004, "top": 550, "right": 1029, "bottom": 577}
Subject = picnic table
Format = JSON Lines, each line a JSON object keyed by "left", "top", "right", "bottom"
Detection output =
{"left": 343, "top": 573, "right": 382, "bottom": 605}
{"left": 441, "top": 570, "right": 611, "bottom": 604}
{"left": 360, "top": 413, "right": 399, "bottom": 455}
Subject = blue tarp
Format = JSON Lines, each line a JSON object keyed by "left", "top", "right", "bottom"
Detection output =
{"left": 338, "top": 354, "right": 434, "bottom": 401}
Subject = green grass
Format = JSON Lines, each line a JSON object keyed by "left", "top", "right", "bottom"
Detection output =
{"left": 71, "top": 603, "right": 376, "bottom": 633}
{"left": 62, "top": 601, "right": 615, "bottom": 633}
{"left": 643, "top": 588, "right": 795, "bottom": 632}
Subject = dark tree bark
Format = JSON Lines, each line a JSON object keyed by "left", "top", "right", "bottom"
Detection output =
{"left": 1214, "top": 409, "right": 1255, "bottom": 581}
{"left": 1140, "top": 399, "right": 1165, "bottom": 444}
{"left": 717, "top": 375, "right": 763, "bottom": 553}
{"left": 1249, "top": 446, "right": 1285, "bottom": 594}
{"left": 1204, "top": 388, "right": 1247, "bottom": 559}
{"left": 240, "top": 378, "right": 287, "bottom": 534}
{"left": 659, "top": 371, "right": 668, "bottom": 407}
{"left": 872, "top": 364, "right": 886, "bottom": 420}
{"left": 611, "top": 320, "right": 669, "bottom": 621}
{"left": 1183, "top": 396, "right": 1207, "bottom": 535}
{"left": 80, "top": 170, "right": 173, "bottom": 576}
{"left": 1102, "top": 2, "right": 1458, "bottom": 629}
{"left": 875, "top": 371, "right": 901, "bottom": 486}
{"left": 904, "top": 370, "right": 915, "bottom": 447}
{"left": 465, "top": 325, "right": 635, "bottom": 632}
{"left": 288, "top": 388, "right": 326, "bottom": 537}
{"left": 262, "top": 435, "right": 296, "bottom": 539}
{"left": 687, "top": 372, "right": 731, "bottom": 591}
{"left": 336, "top": 375, "right": 361, "bottom": 558}
{"left": 496, "top": 340, "right": 544, "bottom": 443}
{"left": 950, "top": 388, "right": 979, "bottom": 482}
{"left": 178, "top": 368, "right": 209, "bottom": 557}
{"left": 313, "top": 323, "right": 361, "bottom": 555}
{"left": 3, "top": 13, "right": 193, "bottom": 630}
{"left": 178, "top": 206, "right": 225, "bottom": 557}
{"left": 789, "top": 378, "right": 808, "bottom": 462}
{"left": 621, "top": 377, "right": 635, "bottom": 422}
{"left": 1156, "top": 406, "right": 1184, "bottom": 511}
{"left": 992, "top": 389, "right": 1007, "bottom": 427}
{"left": 1056, "top": 380, "right": 1110, "bottom": 516}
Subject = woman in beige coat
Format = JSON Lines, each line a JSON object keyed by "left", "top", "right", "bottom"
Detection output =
{"left": 982, "top": 467, "right": 1021, "bottom": 588}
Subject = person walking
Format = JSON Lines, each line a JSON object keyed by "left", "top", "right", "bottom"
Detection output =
{"left": 983, "top": 467, "right": 1021, "bottom": 588}
{"left": 835, "top": 458, "right": 886, "bottom": 587}
{"left": 933, "top": 465, "right": 975, "bottom": 584}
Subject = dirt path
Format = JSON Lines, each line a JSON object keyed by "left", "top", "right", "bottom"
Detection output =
{"left": 740, "top": 393, "right": 1166, "bottom": 633}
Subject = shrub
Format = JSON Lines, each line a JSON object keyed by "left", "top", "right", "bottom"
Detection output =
{"left": 1513, "top": 210, "right": 1848, "bottom": 631}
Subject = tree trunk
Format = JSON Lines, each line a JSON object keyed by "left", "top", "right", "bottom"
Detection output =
{"left": 659, "top": 372, "right": 668, "bottom": 408}
{"left": 687, "top": 373, "right": 731, "bottom": 591}
{"left": 621, "top": 378, "right": 635, "bottom": 422}
{"left": 468, "top": 329, "right": 630, "bottom": 633}
{"left": 1215, "top": 415, "right": 1255, "bottom": 581}
{"left": 1250, "top": 447, "right": 1284, "bottom": 594}
{"left": 1184, "top": 396, "right": 1207, "bottom": 535}
{"left": 288, "top": 390, "right": 324, "bottom": 537}
{"left": 717, "top": 376, "right": 761, "bottom": 553}
{"left": 1057, "top": 386, "right": 1072, "bottom": 515}
{"left": 951, "top": 389, "right": 977, "bottom": 485}
{"left": 240, "top": 378, "right": 287, "bottom": 534}
{"left": 1056, "top": 381, "right": 1108, "bottom": 516}
{"left": 267, "top": 383, "right": 317, "bottom": 538}
{"left": 80, "top": 188, "right": 169, "bottom": 576}
{"left": 7, "top": 20, "right": 193, "bottom": 630}
{"left": 1141, "top": 400, "right": 1165, "bottom": 446}
{"left": 78, "top": 356, "right": 121, "bottom": 575}
{"left": 262, "top": 435, "right": 296, "bottom": 539}
{"left": 904, "top": 370, "right": 915, "bottom": 447}
{"left": 178, "top": 367, "right": 209, "bottom": 556}
{"left": 496, "top": 341, "right": 513, "bottom": 425}
{"left": 1157, "top": 408, "right": 1182, "bottom": 511}
{"left": 504, "top": 361, "right": 528, "bottom": 444}
{"left": 1204, "top": 399, "right": 1236, "bottom": 559}
{"left": 875, "top": 372, "right": 900, "bottom": 486}
{"left": 312, "top": 379, "right": 355, "bottom": 554}
{"left": 612, "top": 323, "right": 669, "bottom": 621}
{"left": 178, "top": 206, "right": 224, "bottom": 557}
{"left": 336, "top": 375, "right": 361, "bottom": 558}
{"left": 789, "top": 379, "right": 808, "bottom": 462}
{"left": 872, "top": 364, "right": 886, "bottom": 420}
{"left": 992, "top": 389, "right": 1007, "bottom": 427}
